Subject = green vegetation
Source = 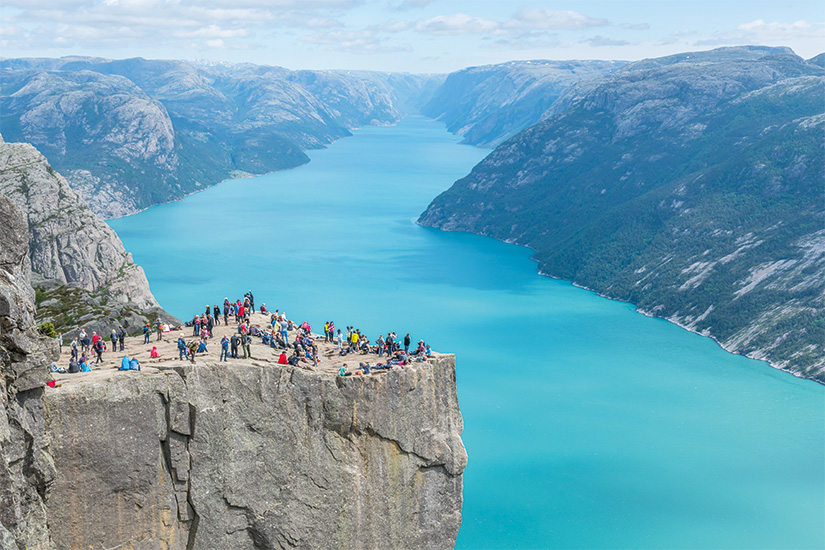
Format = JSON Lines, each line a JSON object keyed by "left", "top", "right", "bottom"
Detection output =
{"left": 421, "top": 51, "right": 825, "bottom": 381}
{"left": 37, "top": 321, "right": 57, "bottom": 338}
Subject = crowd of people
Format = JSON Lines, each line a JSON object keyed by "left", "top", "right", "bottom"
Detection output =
{"left": 51, "top": 289, "right": 434, "bottom": 378}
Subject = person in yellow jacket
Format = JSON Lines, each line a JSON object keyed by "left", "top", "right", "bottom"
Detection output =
{"left": 350, "top": 329, "right": 359, "bottom": 351}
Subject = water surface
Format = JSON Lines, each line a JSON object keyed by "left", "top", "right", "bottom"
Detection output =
{"left": 110, "top": 117, "right": 824, "bottom": 549}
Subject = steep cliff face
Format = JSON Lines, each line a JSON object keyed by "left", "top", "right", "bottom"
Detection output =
{"left": 420, "top": 46, "right": 825, "bottom": 381}
{"left": 44, "top": 357, "right": 466, "bottom": 549}
{"left": 0, "top": 136, "right": 178, "bottom": 338}
{"left": 0, "top": 195, "right": 56, "bottom": 549}
{"left": 422, "top": 60, "right": 626, "bottom": 147}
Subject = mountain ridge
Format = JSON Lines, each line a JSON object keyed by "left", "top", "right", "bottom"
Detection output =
{"left": 420, "top": 46, "right": 825, "bottom": 381}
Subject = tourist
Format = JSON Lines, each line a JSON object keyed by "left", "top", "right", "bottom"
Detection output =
{"left": 56, "top": 332, "right": 63, "bottom": 352}
{"left": 156, "top": 317, "right": 164, "bottom": 341}
{"left": 70, "top": 337, "right": 79, "bottom": 360}
{"left": 150, "top": 346, "right": 160, "bottom": 358}
{"left": 404, "top": 333, "right": 411, "bottom": 353}
{"left": 220, "top": 335, "right": 229, "bottom": 362}
{"left": 213, "top": 304, "right": 221, "bottom": 326}
{"left": 118, "top": 325, "right": 126, "bottom": 351}
{"left": 278, "top": 351, "right": 288, "bottom": 364}
{"left": 376, "top": 334, "right": 385, "bottom": 357}
{"left": 230, "top": 334, "right": 240, "bottom": 358}
{"left": 177, "top": 334, "right": 189, "bottom": 360}
{"left": 110, "top": 329, "right": 118, "bottom": 352}
{"left": 197, "top": 338, "right": 208, "bottom": 354}
{"left": 143, "top": 323, "right": 151, "bottom": 344}
{"left": 187, "top": 340, "right": 198, "bottom": 364}
{"left": 241, "top": 332, "right": 252, "bottom": 359}
{"left": 336, "top": 329, "right": 343, "bottom": 352}
{"left": 93, "top": 338, "right": 105, "bottom": 364}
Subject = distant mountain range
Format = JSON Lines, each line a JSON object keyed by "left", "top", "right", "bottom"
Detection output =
{"left": 420, "top": 46, "right": 825, "bottom": 381}
{"left": 0, "top": 56, "right": 607, "bottom": 218}
{"left": 0, "top": 57, "right": 445, "bottom": 217}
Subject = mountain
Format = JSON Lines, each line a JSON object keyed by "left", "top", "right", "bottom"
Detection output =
{"left": 421, "top": 59, "right": 626, "bottom": 147}
{"left": 0, "top": 57, "right": 441, "bottom": 218}
{"left": 420, "top": 46, "right": 825, "bottom": 381}
{"left": 0, "top": 135, "right": 177, "bottom": 338}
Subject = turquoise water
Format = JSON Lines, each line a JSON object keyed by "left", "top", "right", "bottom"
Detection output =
{"left": 109, "top": 117, "right": 825, "bottom": 549}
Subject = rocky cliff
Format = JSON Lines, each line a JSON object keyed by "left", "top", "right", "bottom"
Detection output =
{"left": 421, "top": 60, "right": 626, "bottom": 147}
{"left": 0, "top": 135, "right": 177, "bottom": 339}
{"left": 44, "top": 357, "right": 466, "bottom": 549}
{"left": 0, "top": 194, "right": 55, "bottom": 549}
{"left": 420, "top": 46, "right": 825, "bottom": 381}
{"left": 0, "top": 57, "right": 441, "bottom": 218}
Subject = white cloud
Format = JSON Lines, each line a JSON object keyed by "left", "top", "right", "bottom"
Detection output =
{"left": 394, "top": 0, "right": 432, "bottom": 10}
{"left": 416, "top": 13, "right": 499, "bottom": 35}
{"left": 415, "top": 8, "right": 606, "bottom": 36}
{"left": 301, "top": 29, "right": 408, "bottom": 54}
{"left": 583, "top": 35, "right": 630, "bottom": 47}
{"left": 173, "top": 25, "right": 250, "bottom": 39}
{"left": 505, "top": 9, "right": 607, "bottom": 30}
{"left": 737, "top": 19, "right": 812, "bottom": 37}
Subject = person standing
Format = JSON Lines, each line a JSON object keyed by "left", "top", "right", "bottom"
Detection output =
{"left": 93, "top": 338, "right": 104, "bottom": 364}
{"left": 336, "top": 329, "right": 343, "bottom": 352}
{"left": 220, "top": 335, "right": 229, "bottom": 362}
{"left": 404, "top": 333, "right": 411, "bottom": 353}
{"left": 118, "top": 326, "right": 126, "bottom": 351}
{"left": 376, "top": 334, "right": 385, "bottom": 357}
{"left": 230, "top": 334, "right": 240, "bottom": 359}
{"left": 143, "top": 323, "right": 151, "bottom": 344}
{"left": 177, "top": 334, "right": 188, "bottom": 361}
{"left": 241, "top": 333, "right": 252, "bottom": 359}
{"left": 110, "top": 329, "right": 118, "bottom": 352}
{"left": 213, "top": 304, "right": 221, "bottom": 326}
{"left": 156, "top": 317, "right": 164, "bottom": 341}
{"left": 56, "top": 332, "right": 63, "bottom": 353}
{"left": 70, "top": 336, "right": 79, "bottom": 360}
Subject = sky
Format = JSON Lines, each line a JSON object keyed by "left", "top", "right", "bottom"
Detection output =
{"left": 0, "top": 0, "right": 823, "bottom": 73}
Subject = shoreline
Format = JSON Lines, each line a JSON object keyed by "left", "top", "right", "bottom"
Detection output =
{"left": 102, "top": 118, "right": 423, "bottom": 221}
{"left": 419, "top": 223, "right": 822, "bottom": 385}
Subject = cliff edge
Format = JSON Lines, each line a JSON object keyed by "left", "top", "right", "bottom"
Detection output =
{"left": 43, "top": 357, "right": 467, "bottom": 549}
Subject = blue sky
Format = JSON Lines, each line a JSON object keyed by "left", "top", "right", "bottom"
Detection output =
{"left": 1, "top": 0, "right": 822, "bottom": 72}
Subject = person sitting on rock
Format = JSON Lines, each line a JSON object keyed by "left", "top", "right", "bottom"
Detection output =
{"left": 150, "top": 346, "right": 160, "bottom": 358}
{"left": 277, "top": 351, "right": 288, "bottom": 364}
{"left": 197, "top": 338, "right": 208, "bottom": 354}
